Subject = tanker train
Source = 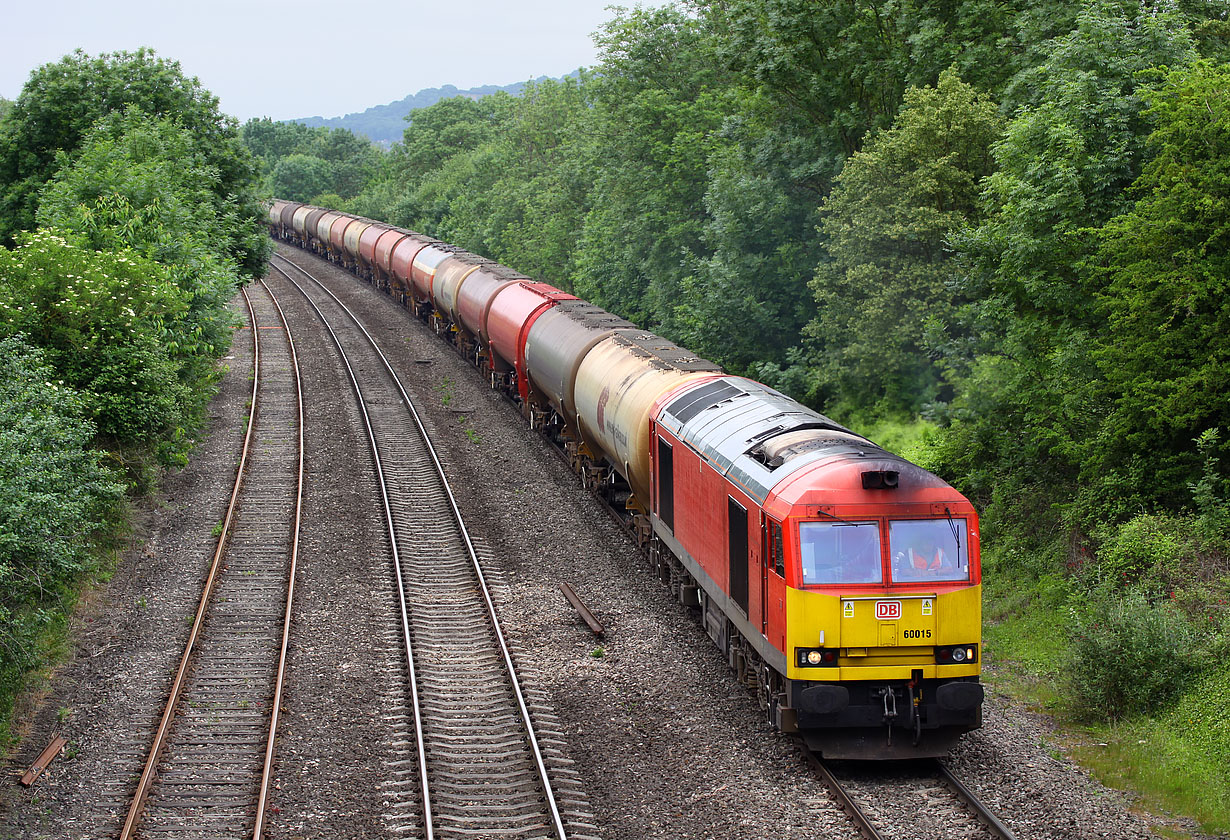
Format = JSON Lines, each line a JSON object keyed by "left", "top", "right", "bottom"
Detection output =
{"left": 268, "top": 200, "right": 985, "bottom": 759}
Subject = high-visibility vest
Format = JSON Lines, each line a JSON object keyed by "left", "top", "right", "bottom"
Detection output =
{"left": 909, "top": 547, "right": 945, "bottom": 570}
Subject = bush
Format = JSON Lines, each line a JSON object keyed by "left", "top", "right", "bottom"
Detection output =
{"left": 0, "top": 229, "right": 208, "bottom": 465}
{"left": 0, "top": 336, "right": 122, "bottom": 714}
{"left": 1097, "top": 514, "right": 1192, "bottom": 586}
{"left": 1066, "top": 585, "right": 1197, "bottom": 720}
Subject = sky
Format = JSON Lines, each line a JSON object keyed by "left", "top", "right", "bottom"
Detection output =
{"left": 1, "top": 0, "right": 623, "bottom": 122}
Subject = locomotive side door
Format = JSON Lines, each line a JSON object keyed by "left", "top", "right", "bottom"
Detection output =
{"left": 728, "top": 497, "right": 749, "bottom": 615}
{"left": 759, "top": 513, "right": 769, "bottom": 633}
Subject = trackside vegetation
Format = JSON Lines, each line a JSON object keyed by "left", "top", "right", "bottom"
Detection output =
{"left": 0, "top": 49, "right": 267, "bottom": 742}
{"left": 245, "top": 2, "right": 1230, "bottom": 830}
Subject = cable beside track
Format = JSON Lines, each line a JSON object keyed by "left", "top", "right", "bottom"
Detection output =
{"left": 120, "top": 279, "right": 305, "bottom": 840}
{"left": 269, "top": 252, "right": 572, "bottom": 840}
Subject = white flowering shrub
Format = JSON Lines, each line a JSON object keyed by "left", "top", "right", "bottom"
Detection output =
{"left": 0, "top": 230, "right": 198, "bottom": 463}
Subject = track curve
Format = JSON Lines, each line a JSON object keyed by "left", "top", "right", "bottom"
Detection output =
{"left": 120, "top": 278, "right": 305, "bottom": 839}
{"left": 270, "top": 252, "right": 571, "bottom": 840}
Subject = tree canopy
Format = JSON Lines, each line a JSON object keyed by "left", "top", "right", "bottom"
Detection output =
{"left": 0, "top": 48, "right": 266, "bottom": 276}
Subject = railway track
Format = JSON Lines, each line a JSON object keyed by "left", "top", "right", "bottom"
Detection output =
{"left": 808, "top": 751, "right": 1018, "bottom": 840}
{"left": 120, "top": 278, "right": 304, "bottom": 839}
{"left": 269, "top": 251, "right": 585, "bottom": 840}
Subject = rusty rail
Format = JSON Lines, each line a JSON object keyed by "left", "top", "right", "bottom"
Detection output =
{"left": 560, "top": 583, "right": 605, "bottom": 637}
{"left": 119, "top": 279, "right": 304, "bottom": 840}
{"left": 19, "top": 735, "right": 67, "bottom": 787}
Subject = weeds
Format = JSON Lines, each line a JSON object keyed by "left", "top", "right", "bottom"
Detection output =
{"left": 438, "top": 377, "right": 455, "bottom": 408}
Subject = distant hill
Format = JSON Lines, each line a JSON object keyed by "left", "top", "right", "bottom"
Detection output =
{"left": 292, "top": 76, "right": 567, "bottom": 145}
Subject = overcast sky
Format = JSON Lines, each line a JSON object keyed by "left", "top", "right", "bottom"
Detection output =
{"left": 2, "top": 0, "right": 625, "bottom": 122}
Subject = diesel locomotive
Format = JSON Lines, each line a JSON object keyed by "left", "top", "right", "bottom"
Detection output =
{"left": 269, "top": 200, "right": 984, "bottom": 759}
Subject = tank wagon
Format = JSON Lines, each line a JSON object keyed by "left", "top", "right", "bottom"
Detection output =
{"left": 269, "top": 203, "right": 984, "bottom": 759}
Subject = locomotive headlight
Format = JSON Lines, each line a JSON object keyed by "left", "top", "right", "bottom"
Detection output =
{"left": 935, "top": 645, "right": 978, "bottom": 664}
{"left": 797, "top": 648, "right": 838, "bottom": 667}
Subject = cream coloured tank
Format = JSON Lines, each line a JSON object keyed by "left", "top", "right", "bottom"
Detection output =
{"left": 574, "top": 332, "right": 720, "bottom": 509}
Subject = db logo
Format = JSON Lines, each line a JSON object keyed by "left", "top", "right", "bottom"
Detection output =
{"left": 875, "top": 601, "right": 902, "bottom": 621}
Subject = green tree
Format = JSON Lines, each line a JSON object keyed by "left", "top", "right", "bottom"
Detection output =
{"left": 0, "top": 48, "right": 266, "bottom": 276}
{"left": 296, "top": 127, "right": 379, "bottom": 199}
{"left": 355, "top": 94, "right": 512, "bottom": 229}
{"left": 404, "top": 76, "right": 596, "bottom": 289}
{"left": 241, "top": 116, "right": 313, "bottom": 167}
{"left": 699, "top": 0, "right": 1020, "bottom": 185}
{"left": 396, "top": 95, "right": 508, "bottom": 186}
{"left": 676, "top": 105, "right": 823, "bottom": 374}
{"left": 37, "top": 107, "right": 246, "bottom": 373}
{"left": 269, "top": 153, "right": 334, "bottom": 203}
{"left": 803, "top": 69, "right": 1001, "bottom": 416}
{"left": 936, "top": 1, "right": 1197, "bottom": 540}
{"left": 0, "top": 230, "right": 197, "bottom": 463}
{"left": 0, "top": 335, "right": 121, "bottom": 693}
{"left": 572, "top": 4, "right": 736, "bottom": 330}
{"left": 1081, "top": 60, "right": 1230, "bottom": 517}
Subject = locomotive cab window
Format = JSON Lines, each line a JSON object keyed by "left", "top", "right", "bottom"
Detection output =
{"left": 889, "top": 519, "right": 969, "bottom": 583}
{"left": 767, "top": 519, "right": 785, "bottom": 578}
{"left": 799, "top": 521, "right": 881, "bottom": 585}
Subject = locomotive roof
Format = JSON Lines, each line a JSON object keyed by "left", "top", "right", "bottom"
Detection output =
{"left": 656, "top": 377, "right": 899, "bottom": 505}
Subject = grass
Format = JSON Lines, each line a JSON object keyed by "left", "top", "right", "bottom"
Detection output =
{"left": 847, "top": 415, "right": 938, "bottom": 463}
{"left": 0, "top": 552, "right": 117, "bottom": 748}
{"left": 1070, "top": 675, "right": 1230, "bottom": 836}
{"left": 980, "top": 546, "right": 1230, "bottom": 836}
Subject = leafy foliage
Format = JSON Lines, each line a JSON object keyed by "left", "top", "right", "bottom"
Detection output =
{"left": 1066, "top": 585, "right": 1197, "bottom": 720}
{"left": 803, "top": 69, "right": 1001, "bottom": 415}
{"left": 1080, "top": 60, "right": 1230, "bottom": 518}
{"left": 0, "top": 336, "right": 121, "bottom": 713}
{"left": 0, "top": 230, "right": 202, "bottom": 462}
{"left": 0, "top": 49, "right": 266, "bottom": 277}
{"left": 270, "top": 153, "right": 336, "bottom": 203}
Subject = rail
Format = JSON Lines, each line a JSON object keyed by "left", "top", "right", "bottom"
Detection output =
{"left": 120, "top": 278, "right": 305, "bottom": 839}
{"left": 269, "top": 252, "right": 568, "bottom": 840}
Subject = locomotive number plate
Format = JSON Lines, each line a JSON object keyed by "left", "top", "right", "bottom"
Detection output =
{"left": 875, "top": 601, "right": 902, "bottom": 621}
